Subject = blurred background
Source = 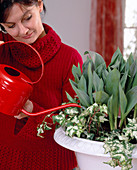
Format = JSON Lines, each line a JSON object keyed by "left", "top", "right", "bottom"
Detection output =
{"left": 43, "top": 0, "right": 137, "bottom": 64}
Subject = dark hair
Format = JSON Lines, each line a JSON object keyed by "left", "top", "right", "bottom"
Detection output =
{"left": 0, "top": 0, "right": 46, "bottom": 33}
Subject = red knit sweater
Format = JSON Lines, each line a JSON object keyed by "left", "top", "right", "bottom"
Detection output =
{"left": 0, "top": 24, "right": 83, "bottom": 170}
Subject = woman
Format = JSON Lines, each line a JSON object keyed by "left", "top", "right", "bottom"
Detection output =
{"left": 0, "top": 0, "right": 83, "bottom": 169}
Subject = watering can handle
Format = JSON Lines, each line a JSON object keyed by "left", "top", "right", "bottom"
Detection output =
{"left": 0, "top": 41, "right": 44, "bottom": 85}
{"left": 20, "top": 103, "right": 81, "bottom": 116}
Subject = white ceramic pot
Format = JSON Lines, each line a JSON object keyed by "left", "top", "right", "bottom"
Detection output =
{"left": 54, "top": 127, "right": 137, "bottom": 170}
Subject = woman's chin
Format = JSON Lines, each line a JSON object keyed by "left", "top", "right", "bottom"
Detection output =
{"left": 15, "top": 37, "right": 36, "bottom": 44}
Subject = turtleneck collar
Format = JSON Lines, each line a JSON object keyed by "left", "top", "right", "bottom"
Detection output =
{"left": 7, "top": 24, "right": 62, "bottom": 68}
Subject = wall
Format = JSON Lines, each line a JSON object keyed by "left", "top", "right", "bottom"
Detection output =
{"left": 42, "top": 0, "right": 91, "bottom": 60}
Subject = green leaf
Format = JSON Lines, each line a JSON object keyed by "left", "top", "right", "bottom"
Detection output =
{"left": 93, "top": 71, "right": 104, "bottom": 92}
{"left": 107, "top": 95, "right": 114, "bottom": 130}
{"left": 102, "top": 69, "right": 109, "bottom": 83}
{"left": 109, "top": 48, "right": 122, "bottom": 67}
{"left": 70, "top": 79, "right": 91, "bottom": 107}
{"left": 119, "top": 83, "right": 127, "bottom": 117}
{"left": 69, "top": 79, "right": 78, "bottom": 88}
{"left": 95, "top": 63, "right": 106, "bottom": 77}
{"left": 110, "top": 60, "right": 120, "bottom": 69}
{"left": 105, "top": 69, "right": 120, "bottom": 96}
{"left": 119, "top": 58, "right": 126, "bottom": 73}
{"left": 126, "top": 61, "right": 137, "bottom": 91}
{"left": 66, "top": 92, "right": 77, "bottom": 103}
{"left": 132, "top": 72, "right": 137, "bottom": 87}
{"left": 78, "top": 75, "right": 87, "bottom": 93}
{"left": 44, "top": 124, "right": 52, "bottom": 130}
{"left": 82, "top": 56, "right": 94, "bottom": 80}
{"left": 129, "top": 60, "right": 137, "bottom": 77}
{"left": 93, "top": 91, "right": 109, "bottom": 104}
{"left": 87, "top": 62, "right": 93, "bottom": 104}
{"left": 72, "top": 63, "right": 81, "bottom": 83}
{"left": 126, "top": 53, "right": 134, "bottom": 67}
{"left": 125, "top": 86, "right": 137, "bottom": 115}
{"left": 120, "top": 86, "right": 137, "bottom": 128}
{"left": 105, "top": 69, "right": 120, "bottom": 128}
{"left": 94, "top": 52, "right": 106, "bottom": 69}
{"left": 120, "top": 71, "right": 128, "bottom": 90}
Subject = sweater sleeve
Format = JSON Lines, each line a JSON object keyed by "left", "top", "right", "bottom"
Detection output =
{"left": 29, "top": 100, "right": 54, "bottom": 125}
{"left": 62, "top": 48, "right": 83, "bottom": 102}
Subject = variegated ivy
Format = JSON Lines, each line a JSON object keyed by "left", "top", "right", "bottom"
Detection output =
{"left": 37, "top": 103, "right": 108, "bottom": 140}
{"left": 53, "top": 103, "right": 108, "bottom": 139}
{"left": 103, "top": 118, "right": 137, "bottom": 170}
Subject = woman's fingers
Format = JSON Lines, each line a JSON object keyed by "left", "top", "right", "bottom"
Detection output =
{"left": 14, "top": 100, "right": 33, "bottom": 119}
{"left": 14, "top": 112, "right": 29, "bottom": 119}
{"left": 0, "top": 41, "right": 4, "bottom": 45}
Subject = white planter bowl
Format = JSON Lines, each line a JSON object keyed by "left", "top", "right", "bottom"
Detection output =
{"left": 54, "top": 127, "right": 137, "bottom": 170}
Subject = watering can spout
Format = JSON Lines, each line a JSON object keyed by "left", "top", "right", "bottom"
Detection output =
{"left": 20, "top": 103, "right": 81, "bottom": 116}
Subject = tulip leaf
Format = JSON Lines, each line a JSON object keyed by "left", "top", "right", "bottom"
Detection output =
{"left": 119, "top": 83, "right": 127, "bottom": 117}
{"left": 105, "top": 69, "right": 120, "bottom": 96}
{"left": 120, "top": 71, "right": 128, "bottom": 90}
{"left": 94, "top": 52, "right": 106, "bottom": 69}
{"left": 93, "top": 71, "right": 104, "bottom": 92}
{"left": 87, "top": 62, "right": 93, "bottom": 104}
{"left": 125, "top": 86, "right": 137, "bottom": 116}
{"left": 109, "top": 48, "right": 122, "bottom": 67}
{"left": 120, "top": 86, "right": 137, "bottom": 128}
{"left": 126, "top": 62, "right": 137, "bottom": 92}
{"left": 66, "top": 92, "right": 77, "bottom": 104}
{"left": 72, "top": 63, "right": 81, "bottom": 83}
{"left": 107, "top": 95, "right": 114, "bottom": 130}
{"left": 70, "top": 79, "right": 91, "bottom": 107}
{"left": 95, "top": 63, "right": 106, "bottom": 77}
{"left": 105, "top": 69, "right": 120, "bottom": 123}
{"left": 126, "top": 53, "right": 134, "bottom": 67}
{"left": 78, "top": 75, "right": 87, "bottom": 93}
{"left": 93, "top": 91, "right": 109, "bottom": 104}
{"left": 132, "top": 72, "right": 137, "bottom": 87}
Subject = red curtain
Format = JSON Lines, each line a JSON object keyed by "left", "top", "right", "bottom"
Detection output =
{"left": 90, "top": 0, "right": 124, "bottom": 66}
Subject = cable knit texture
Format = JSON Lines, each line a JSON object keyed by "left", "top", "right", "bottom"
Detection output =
{"left": 0, "top": 24, "right": 83, "bottom": 170}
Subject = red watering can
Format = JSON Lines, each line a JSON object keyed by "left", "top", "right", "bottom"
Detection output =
{"left": 0, "top": 41, "right": 81, "bottom": 116}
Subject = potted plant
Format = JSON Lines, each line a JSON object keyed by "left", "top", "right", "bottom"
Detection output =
{"left": 37, "top": 49, "right": 137, "bottom": 170}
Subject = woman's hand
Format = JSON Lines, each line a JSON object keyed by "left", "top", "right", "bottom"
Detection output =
{"left": 0, "top": 41, "right": 4, "bottom": 45}
{"left": 14, "top": 100, "right": 33, "bottom": 119}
